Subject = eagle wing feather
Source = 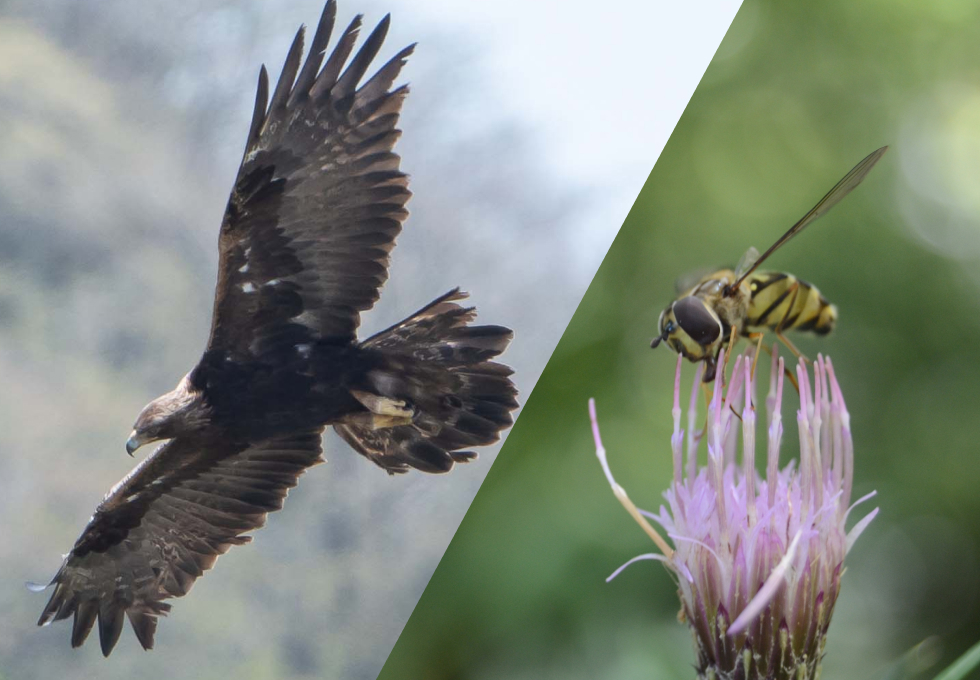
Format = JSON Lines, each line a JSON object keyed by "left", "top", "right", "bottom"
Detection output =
{"left": 207, "top": 0, "right": 414, "bottom": 362}
{"left": 37, "top": 432, "right": 323, "bottom": 656}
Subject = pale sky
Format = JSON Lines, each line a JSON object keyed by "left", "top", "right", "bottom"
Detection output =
{"left": 389, "top": 0, "right": 744, "bottom": 268}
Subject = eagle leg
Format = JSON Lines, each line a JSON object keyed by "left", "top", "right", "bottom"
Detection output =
{"left": 342, "top": 410, "right": 414, "bottom": 431}
{"left": 349, "top": 390, "right": 415, "bottom": 423}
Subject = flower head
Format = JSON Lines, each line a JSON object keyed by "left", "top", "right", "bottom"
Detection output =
{"left": 591, "top": 350, "right": 878, "bottom": 680}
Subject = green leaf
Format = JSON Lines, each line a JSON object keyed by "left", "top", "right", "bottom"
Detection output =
{"left": 933, "top": 639, "right": 980, "bottom": 680}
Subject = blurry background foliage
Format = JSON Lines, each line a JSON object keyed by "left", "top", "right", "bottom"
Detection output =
{"left": 378, "top": 1, "right": 980, "bottom": 679}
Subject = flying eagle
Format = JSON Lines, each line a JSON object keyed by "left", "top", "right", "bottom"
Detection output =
{"left": 35, "top": 1, "right": 516, "bottom": 656}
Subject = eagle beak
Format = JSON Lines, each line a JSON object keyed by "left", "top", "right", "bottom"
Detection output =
{"left": 126, "top": 431, "right": 141, "bottom": 457}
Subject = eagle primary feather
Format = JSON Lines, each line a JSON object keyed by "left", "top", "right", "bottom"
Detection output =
{"left": 37, "top": 0, "right": 517, "bottom": 656}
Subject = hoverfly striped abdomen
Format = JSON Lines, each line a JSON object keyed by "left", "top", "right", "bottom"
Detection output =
{"left": 745, "top": 271, "right": 837, "bottom": 336}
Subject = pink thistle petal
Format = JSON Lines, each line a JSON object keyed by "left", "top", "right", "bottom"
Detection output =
{"left": 606, "top": 553, "right": 672, "bottom": 582}
{"left": 826, "top": 357, "right": 855, "bottom": 509}
{"left": 812, "top": 357, "right": 825, "bottom": 478}
{"left": 710, "top": 350, "right": 727, "bottom": 431}
{"left": 826, "top": 358, "right": 849, "bottom": 427}
{"left": 817, "top": 355, "right": 832, "bottom": 478}
{"left": 686, "top": 363, "right": 704, "bottom": 483}
{"left": 729, "top": 529, "right": 803, "bottom": 637}
{"left": 767, "top": 358, "right": 785, "bottom": 509}
{"left": 638, "top": 508, "right": 671, "bottom": 531}
{"left": 742, "top": 356, "right": 757, "bottom": 524}
{"left": 669, "top": 533, "right": 728, "bottom": 578}
{"left": 723, "top": 357, "right": 745, "bottom": 468}
{"left": 589, "top": 398, "right": 617, "bottom": 490}
{"left": 844, "top": 490, "right": 878, "bottom": 525}
{"left": 846, "top": 507, "right": 879, "bottom": 553}
{"left": 831, "top": 390, "right": 845, "bottom": 499}
{"left": 797, "top": 407, "right": 813, "bottom": 515}
{"left": 766, "top": 344, "right": 779, "bottom": 424}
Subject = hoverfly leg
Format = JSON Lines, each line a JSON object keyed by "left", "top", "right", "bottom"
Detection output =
{"left": 718, "top": 326, "right": 739, "bottom": 388}
{"left": 775, "top": 331, "right": 809, "bottom": 365}
{"left": 746, "top": 332, "right": 765, "bottom": 380}
{"left": 774, "top": 280, "right": 810, "bottom": 364}
{"left": 783, "top": 356, "right": 801, "bottom": 394}
{"left": 758, "top": 340, "right": 801, "bottom": 394}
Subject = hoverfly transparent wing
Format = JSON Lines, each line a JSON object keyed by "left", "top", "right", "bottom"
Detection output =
{"left": 727, "top": 145, "right": 888, "bottom": 294}
{"left": 674, "top": 266, "right": 722, "bottom": 294}
{"left": 734, "top": 246, "right": 760, "bottom": 282}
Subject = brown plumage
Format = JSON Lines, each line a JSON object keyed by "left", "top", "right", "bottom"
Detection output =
{"left": 36, "top": 1, "right": 517, "bottom": 656}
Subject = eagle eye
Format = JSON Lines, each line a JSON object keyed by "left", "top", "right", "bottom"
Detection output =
{"left": 671, "top": 297, "right": 721, "bottom": 346}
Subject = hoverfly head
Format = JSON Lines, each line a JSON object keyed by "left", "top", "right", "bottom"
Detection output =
{"left": 658, "top": 296, "right": 722, "bottom": 361}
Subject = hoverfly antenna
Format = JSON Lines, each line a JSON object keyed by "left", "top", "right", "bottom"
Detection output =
{"left": 651, "top": 335, "right": 663, "bottom": 349}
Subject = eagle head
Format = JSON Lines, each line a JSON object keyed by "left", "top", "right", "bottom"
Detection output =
{"left": 127, "top": 373, "right": 208, "bottom": 455}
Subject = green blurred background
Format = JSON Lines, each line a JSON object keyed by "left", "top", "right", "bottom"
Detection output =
{"left": 377, "top": 1, "right": 980, "bottom": 678}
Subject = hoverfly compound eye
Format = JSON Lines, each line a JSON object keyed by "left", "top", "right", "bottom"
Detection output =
{"left": 672, "top": 297, "right": 722, "bottom": 346}
{"left": 651, "top": 310, "right": 666, "bottom": 348}
{"left": 659, "top": 306, "right": 675, "bottom": 335}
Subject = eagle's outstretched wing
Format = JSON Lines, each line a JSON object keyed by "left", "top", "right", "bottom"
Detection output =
{"left": 208, "top": 0, "right": 414, "bottom": 362}
{"left": 36, "top": 432, "right": 323, "bottom": 656}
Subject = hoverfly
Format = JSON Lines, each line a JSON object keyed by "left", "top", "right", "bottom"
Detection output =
{"left": 651, "top": 146, "right": 888, "bottom": 382}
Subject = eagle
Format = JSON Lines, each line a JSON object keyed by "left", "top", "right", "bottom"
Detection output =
{"left": 35, "top": 0, "right": 517, "bottom": 656}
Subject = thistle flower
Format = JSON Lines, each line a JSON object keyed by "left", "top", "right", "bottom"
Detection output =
{"left": 591, "top": 350, "right": 878, "bottom": 680}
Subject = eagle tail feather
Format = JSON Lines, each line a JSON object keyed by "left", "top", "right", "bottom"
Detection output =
{"left": 335, "top": 289, "right": 517, "bottom": 474}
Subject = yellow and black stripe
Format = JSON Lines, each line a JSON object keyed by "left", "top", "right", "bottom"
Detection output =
{"left": 744, "top": 271, "right": 837, "bottom": 335}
